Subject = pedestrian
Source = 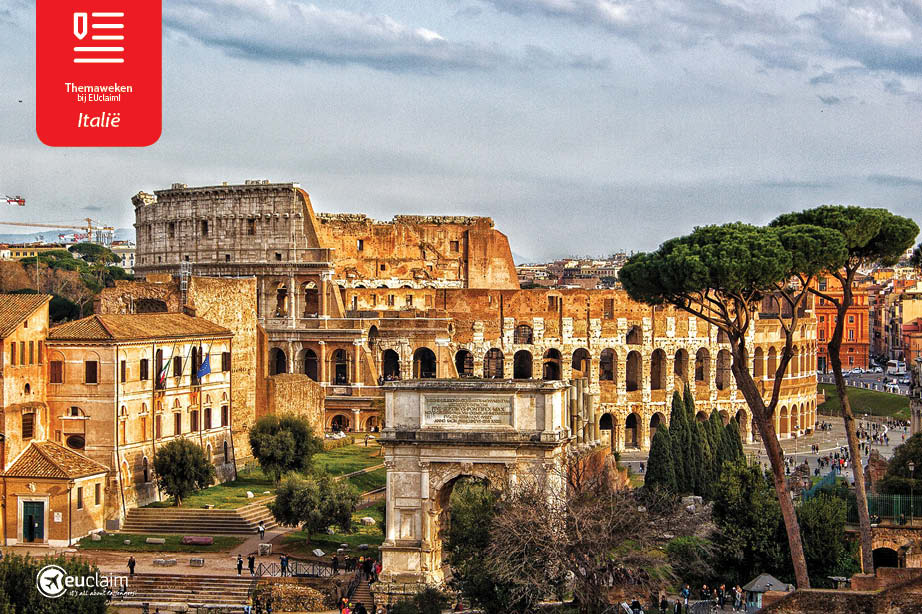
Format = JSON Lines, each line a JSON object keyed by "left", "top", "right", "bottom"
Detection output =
{"left": 374, "top": 559, "right": 381, "bottom": 582}
{"left": 127, "top": 556, "right": 136, "bottom": 576}
{"left": 734, "top": 585, "right": 743, "bottom": 611}
{"left": 355, "top": 602, "right": 368, "bottom": 614}
{"left": 258, "top": 521, "right": 265, "bottom": 541}
{"left": 248, "top": 553, "right": 256, "bottom": 575}
{"left": 280, "top": 554, "right": 288, "bottom": 576}
{"left": 640, "top": 462, "right": 645, "bottom": 473}
{"left": 236, "top": 554, "right": 244, "bottom": 575}
{"left": 681, "top": 584, "right": 690, "bottom": 607}
{"left": 333, "top": 554, "right": 340, "bottom": 575}
{"left": 660, "top": 594, "right": 668, "bottom": 613}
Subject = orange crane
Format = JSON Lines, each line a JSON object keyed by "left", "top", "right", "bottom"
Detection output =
{"left": 0, "top": 218, "right": 115, "bottom": 245}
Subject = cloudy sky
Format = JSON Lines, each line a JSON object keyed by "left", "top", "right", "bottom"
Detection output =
{"left": 2, "top": 0, "right": 922, "bottom": 261}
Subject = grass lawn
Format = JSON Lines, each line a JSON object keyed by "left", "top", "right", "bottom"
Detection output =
{"left": 144, "top": 467, "right": 274, "bottom": 509}
{"left": 345, "top": 467, "right": 386, "bottom": 493}
{"left": 280, "top": 500, "right": 385, "bottom": 558}
{"left": 77, "top": 533, "right": 244, "bottom": 552}
{"left": 313, "top": 443, "right": 383, "bottom": 477}
{"left": 818, "top": 383, "right": 910, "bottom": 419}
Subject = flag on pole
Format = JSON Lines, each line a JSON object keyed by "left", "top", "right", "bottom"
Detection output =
{"left": 158, "top": 343, "right": 176, "bottom": 388}
{"left": 197, "top": 347, "right": 212, "bottom": 379}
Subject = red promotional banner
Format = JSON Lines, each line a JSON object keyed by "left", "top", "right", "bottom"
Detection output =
{"left": 36, "top": 0, "right": 162, "bottom": 146}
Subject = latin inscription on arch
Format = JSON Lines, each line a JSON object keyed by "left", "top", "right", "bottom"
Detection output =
{"left": 422, "top": 395, "right": 512, "bottom": 428}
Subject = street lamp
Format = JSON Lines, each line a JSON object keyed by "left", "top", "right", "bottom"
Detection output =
{"left": 909, "top": 461, "right": 916, "bottom": 527}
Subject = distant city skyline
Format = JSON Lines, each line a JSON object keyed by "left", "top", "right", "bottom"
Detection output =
{"left": 2, "top": 1, "right": 922, "bottom": 261}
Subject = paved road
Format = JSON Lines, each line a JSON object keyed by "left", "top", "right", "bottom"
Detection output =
{"left": 621, "top": 416, "right": 912, "bottom": 483}
{"left": 818, "top": 371, "right": 910, "bottom": 395}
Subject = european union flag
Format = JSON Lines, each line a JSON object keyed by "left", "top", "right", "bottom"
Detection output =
{"left": 197, "top": 353, "right": 212, "bottom": 379}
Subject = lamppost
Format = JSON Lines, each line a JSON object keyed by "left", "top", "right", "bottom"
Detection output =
{"left": 909, "top": 460, "right": 916, "bottom": 527}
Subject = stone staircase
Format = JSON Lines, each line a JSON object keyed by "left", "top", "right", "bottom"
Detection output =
{"left": 121, "top": 501, "right": 276, "bottom": 535}
{"left": 350, "top": 577, "right": 374, "bottom": 608}
{"left": 113, "top": 573, "right": 255, "bottom": 609}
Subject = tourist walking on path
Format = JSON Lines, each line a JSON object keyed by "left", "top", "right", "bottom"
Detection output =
{"left": 258, "top": 521, "right": 265, "bottom": 541}
{"left": 127, "top": 556, "right": 136, "bottom": 576}
{"left": 680, "top": 584, "right": 690, "bottom": 608}
{"left": 333, "top": 554, "right": 339, "bottom": 575}
{"left": 237, "top": 554, "right": 244, "bottom": 575}
{"left": 248, "top": 554, "right": 255, "bottom": 575}
{"left": 280, "top": 554, "right": 288, "bottom": 576}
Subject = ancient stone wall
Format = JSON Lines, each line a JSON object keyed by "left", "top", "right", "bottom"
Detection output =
{"left": 264, "top": 373, "right": 325, "bottom": 436}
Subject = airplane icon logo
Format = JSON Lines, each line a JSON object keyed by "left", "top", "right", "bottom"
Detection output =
{"left": 36, "top": 565, "right": 67, "bottom": 598}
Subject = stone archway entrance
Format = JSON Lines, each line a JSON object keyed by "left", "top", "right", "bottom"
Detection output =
{"left": 376, "top": 379, "right": 571, "bottom": 598}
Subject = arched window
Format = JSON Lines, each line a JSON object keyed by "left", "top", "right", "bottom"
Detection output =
{"left": 674, "top": 349, "right": 689, "bottom": 383}
{"left": 717, "top": 329, "right": 729, "bottom": 343}
{"left": 455, "top": 349, "right": 474, "bottom": 377}
{"left": 269, "top": 348, "right": 287, "bottom": 376}
{"left": 514, "top": 324, "right": 533, "bottom": 345}
{"left": 571, "top": 348, "right": 590, "bottom": 376}
{"left": 695, "top": 348, "right": 710, "bottom": 383}
{"left": 767, "top": 347, "right": 777, "bottom": 376}
{"left": 274, "top": 282, "right": 289, "bottom": 317}
{"left": 367, "top": 326, "right": 379, "bottom": 350}
{"left": 650, "top": 349, "right": 666, "bottom": 390}
{"left": 791, "top": 346, "right": 799, "bottom": 376}
{"left": 625, "top": 413, "right": 640, "bottom": 448}
{"left": 716, "top": 349, "right": 731, "bottom": 390}
{"left": 413, "top": 347, "right": 437, "bottom": 378}
{"left": 542, "top": 349, "right": 561, "bottom": 380}
{"left": 753, "top": 347, "right": 764, "bottom": 378}
{"left": 599, "top": 349, "right": 616, "bottom": 382}
{"left": 142, "top": 457, "right": 150, "bottom": 483}
{"left": 484, "top": 349, "right": 504, "bottom": 378}
{"left": 513, "top": 350, "right": 533, "bottom": 379}
{"left": 382, "top": 349, "right": 400, "bottom": 380}
{"left": 332, "top": 349, "right": 349, "bottom": 384}
{"left": 649, "top": 412, "right": 665, "bottom": 438}
{"left": 303, "top": 348, "right": 318, "bottom": 381}
{"left": 302, "top": 281, "right": 319, "bottom": 317}
{"left": 626, "top": 351, "right": 642, "bottom": 391}
{"left": 626, "top": 325, "right": 642, "bottom": 345}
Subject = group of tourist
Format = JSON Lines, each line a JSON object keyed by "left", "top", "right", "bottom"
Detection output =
{"left": 332, "top": 554, "right": 381, "bottom": 582}
{"left": 340, "top": 597, "right": 390, "bottom": 614}
{"left": 650, "top": 583, "right": 747, "bottom": 613}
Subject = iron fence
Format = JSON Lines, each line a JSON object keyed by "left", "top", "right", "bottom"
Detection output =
{"left": 847, "top": 493, "right": 922, "bottom": 525}
{"left": 255, "top": 559, "right": 335, "bottom": 578}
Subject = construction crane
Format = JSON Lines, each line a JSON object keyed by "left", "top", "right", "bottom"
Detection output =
{"left": 0, "top": 218, "right": 115, "bottom": 246}
{"left": 3, "top": 195, "right": 25, "bottom": 206}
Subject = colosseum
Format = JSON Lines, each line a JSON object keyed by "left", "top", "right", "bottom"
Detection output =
{"left": 131, "top": 180, "right": 817, "bottom": 451}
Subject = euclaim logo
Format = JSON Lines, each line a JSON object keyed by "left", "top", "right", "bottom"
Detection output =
{"left": 36, "top": 564, "right": 128, "bottom": 599}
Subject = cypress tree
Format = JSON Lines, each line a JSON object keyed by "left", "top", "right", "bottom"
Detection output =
{"left": 645, "top": 426, "right": 676, "bottom": 492}
{"left": 683, "top": 384, "right": 700, "bottom": 493}
{"left": 726, "top": 417, "right": 745, "bottom": 461}
{"left": 669, "top": 390, "right": 688, "bottom": 491}
{"left": 709, "top": 410, "right": 727, "bottom": 484}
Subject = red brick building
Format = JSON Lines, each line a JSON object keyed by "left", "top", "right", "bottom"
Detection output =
{"left": 814, "top": 275, "right": 870, "bottom": 372}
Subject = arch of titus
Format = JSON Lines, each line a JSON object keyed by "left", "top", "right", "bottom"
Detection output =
{"left": 375, "top": 378, "right": 583, "bottom": 601}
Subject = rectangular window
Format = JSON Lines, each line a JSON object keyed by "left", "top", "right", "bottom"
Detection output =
{"left": 50, "top": 360, "right": 64, "bottom": 384}
{"left": 848, "top": 329, "right": 855, "bottom": 341}
{"left": 22, "top": 413, "right": 34, "bottom": 439}
{"left": 247, "top": 219, "right": 255, "bottom": 235}
{"left": 28, "top": 341, "right": 34, "bottom": 365}
{"left": 819, "top": 330, "right": 825, "bottom": 341}
{"left": 120, "top": 360, "right": 126, "bottom": 383}
{"left": 168, "top": 222, "right": 175, "bottom": 238}
{"left": 140, "top": 359, "right": 149, "bottom": 381}
{"left": 548, "top": 296, "right": 560, "bottom": 311}
{"left": 604, "top": 298, "right": 614, "bottom": 319}
{"left": 85, "top": 360, "right": 98, "bottom": 384}
{"left": 818, "top": 278, "right": 827, "bottom": 291}
{"left": 204, "top": 407, "right": 212, "bottom": 430}
{"left": 76, "top": 487, "right": 83, "bottom": 510}
{"left": 357, "top": 239, "right": 364, "bottom": 251}
{"left": 155, "top": 415, "right": 162, "bottom": 439}
{"left": 9, "top": 342, "right": 14, "bottom": 366}
{"left": 38, "top": 341, "right": 43, "bottom": 364}
{"left": 201, "top": 220, "right": 209, "bottom": 236}
{"left": 222, "top": 352, "right": 231, "bottom": 372}
{"left": 174, "top": 412, "right": 182, "bottom": 435}
{"left": 225, "top": 254, "right": 231, "bottom": 262}
{"left": 19, "top": 342, "right": 25, "bottom": 364}
{"left": 406, "top": 295, "right": 413, "bottom": 307}
{"left": 221, "top": 405, "right": 228, "bottom": 427}
{"left": 387, "top": 294, "right": 395, "bottom": 307}
{"left": 191, "top": 410, "right": 199, "bottom": 432}
{"left": 173, "top": 355, "right": 182, "bottom": 377}
{"left": 371, "top": 294, "right": 377, "bottom": 306}
{"left": 95, "top": 483, "right": 101, "bottom": 506}
{"left": 275, "top": 252, "right": 282, "bottom": 261}
{"left": 141, "top": 416, "right": 147, "bottom": 439}
{"left": 449, "top": 240, "right": 459, "bottom": 252}
{"left": 849, "top": 356, "right": 854, "bottom": 366}
{"left": 849, "top": 315, "right": 855, "bottom": 323}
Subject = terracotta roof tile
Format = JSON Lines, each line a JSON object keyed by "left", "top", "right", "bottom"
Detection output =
{"left": 0, "top": 293, "right": 51, "bottom": 338}
{"left": 49, "top": 313, "right": 230, "bottom": 342}
{"left": 1, "top": 441, "right": 108, "bottom": 479}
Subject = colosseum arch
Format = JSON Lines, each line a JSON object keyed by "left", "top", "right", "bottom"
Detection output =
{"left": 791, "top": 346, "right": 799, "bottom": 376}
{"left": 274, "top": 282, "right": 289, "bottom": 317}
{"left": 302, "top": 281, "right": 319, "bottom": 316}
{"left": 650, "top": 349, "right": 666, "bottom": 390}
{"left": 674, "top": 349, "right": 689, "bottom": 385}
{"left": 767, "top": 347, "right": 777, "bottom": 376}
{"left": 779, "top": 406, "right": 789, "bottom": 437}
{"left": 455, "top": 349, "right": 474, "bottom": 377}
{"left": 716, "top": 350, "right": 732, "bottom": 390}
{"left": 514, "top": 324, "right": 533, "bottom": 345}
{"left": 332, "top": 349, "right": 350, "bottom": 384}
{"left": 483, "top": 348, "right": 504, "bottom": 378}
{"left": 513, "top": 350, "right": 533, "bottom": 379}
{"left": 649, "top": 412, "right": 666, "bottom": 438}
{"left": 571, "top": 348, "right": 591, "bottom": 377}
{"left": 413, "top": 347, "right": 437, "bottom": 378}
{"left": 382, "top": 349, "right": 401, "bottom": 379}
{"left": 626, "top": 351, "right": 642, "bottom": 392}
{"left": 599, "top": 349, "right": 617, "bottom": 382}
{"left": 269, "top": 347, "right": 287, "bottom": 375}
{"left": 543, "top": 349, "right": 562, "bottom": 380}
{"left": 753, "top": 347, "right": 764, "bottom": 378}
{"left": 695, "top": 348, "right": 710, "bottom": 383}
{"left": 302, "top": 348, "right": 318, "bottom": 381}
{"left": 625, "top": 412, "right": 640, "bottom": 448}
{"left": 599, "top": 412, "right": 616, "bottom": 451}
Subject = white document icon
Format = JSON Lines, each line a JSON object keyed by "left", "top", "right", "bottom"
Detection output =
{"left": 73, "top": 11, "right": 125, "bottom": 64}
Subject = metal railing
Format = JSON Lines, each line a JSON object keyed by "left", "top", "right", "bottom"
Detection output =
{"left": 803, "top": 468, "right": 838, "bottom": 501}
{"left": 847, "top": 493, "right": 922, "bottom": 525}
{"left": 254, "top": 559, "right": 335, "bottom": 578}
{"left": 817, "top": 374, "right": 908, "bottom": 396}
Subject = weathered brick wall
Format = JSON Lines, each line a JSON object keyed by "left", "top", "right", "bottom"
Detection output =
{"left": 264, "top": 374, "right": 325, "bottom": 436}
{"left": 865, "top": 449, "right": 889, "bottom": 493}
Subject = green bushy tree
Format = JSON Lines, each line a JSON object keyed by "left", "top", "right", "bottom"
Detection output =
{"left": 153, "top": 438, "right": 216, "bottom": 506}
{"left": 798, "top": 495, "right": 860, "bottom": 587}
{"left": 269, "top": 473, "right": 358, "bottom": 543}
{"left": 249, "top": 414, "right": 323, "bottom": 483}
{"left": 645, "top": 426, "right": 677, "bottom": 493}
{"left": 878, "top": 432, "right": 922, "bottom": 495}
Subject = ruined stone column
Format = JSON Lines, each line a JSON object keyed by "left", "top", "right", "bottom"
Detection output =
{"left": 586, "top": 392, "right": 597, "bottom": 443}
{"left": 318, "top": 341, "right": 327, "bottom": 383}
{"left": 569, "top": 381, "right": 579, "bottom": 442}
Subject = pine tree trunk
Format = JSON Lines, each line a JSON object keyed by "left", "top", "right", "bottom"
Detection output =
{"left": 828, "top": 280, "right": 875, "bottom": 574}
{"left": 731, "top": 351, "right": 811, "bottom": 588}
